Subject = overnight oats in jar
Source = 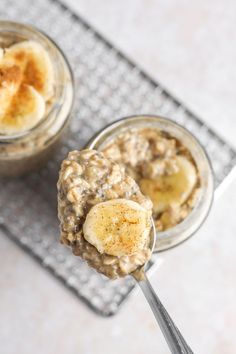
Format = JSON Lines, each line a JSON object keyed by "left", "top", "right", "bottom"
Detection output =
{"left": 86, "top": 115, "right": 214, "bottom": 251}
{"left": 0, "top": 21, "right": 74, "bottom": 177}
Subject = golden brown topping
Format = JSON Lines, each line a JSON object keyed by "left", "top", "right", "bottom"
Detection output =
{"left": 23, "top": 57, "right": 44, "bottom": 93}
{"left": 4, "top": 41, "right": 54, "bottom": 100}
{"left": 12, "top": 50, "right": 26, "bottom": 63}
{"left": 0, "top": 84, "right": 45, "bottom": 134}
{"left": 0, "top": 65, "right": 22, "bottom": 86}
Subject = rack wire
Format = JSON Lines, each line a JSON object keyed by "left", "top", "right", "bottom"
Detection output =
{"left": 0, "top": 0, "right": 236, "bottom": 316}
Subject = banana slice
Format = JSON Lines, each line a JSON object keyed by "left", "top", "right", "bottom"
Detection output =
{"left": 0, "top": 64, "right": 23, "bottom": 119}
{"left": 140, "top": 156, "right": 197, "bottom": 214}
{"left": 4, "top": 40, "right": 54, "bottom": 100}
{"left": 0, "top": 84, "right": 45, "bottom": 135}
{"left": 83, "top": 199, "right": 152, "bottom": 257}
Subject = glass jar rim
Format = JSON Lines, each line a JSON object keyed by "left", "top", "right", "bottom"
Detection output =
{"left": 0, "top": 20, "right": 74, "bottom": 142}
{"left": 86, "top": 114, "right": 215, "bottom": 252}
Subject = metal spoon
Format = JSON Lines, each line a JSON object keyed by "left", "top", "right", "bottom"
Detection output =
{"left": 133, "top": 219, "right": 194, "bottom": 354}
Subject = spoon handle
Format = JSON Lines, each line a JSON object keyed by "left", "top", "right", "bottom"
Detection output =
{"left": 138, "top": 273, "right": 194, "bottom": 354}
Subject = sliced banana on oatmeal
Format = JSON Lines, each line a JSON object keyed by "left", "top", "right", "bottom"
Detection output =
{"left": 0, "top": 64, "right": 23, "bottom": 119}
{"left": 139, "top": 156, "right": 197, "bottom": 214}
{"left": 4, "top": 40, "right": 54, "bottom": 100}
{"left": 83, "top": 199, "right": 152, "bottom": 257}
{"left": 0, "top": 84, "right": 45, "bottom": 134}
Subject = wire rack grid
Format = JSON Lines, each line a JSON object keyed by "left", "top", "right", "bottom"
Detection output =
{"left": 0, "top": 0, "right": 236, "bottom": 316}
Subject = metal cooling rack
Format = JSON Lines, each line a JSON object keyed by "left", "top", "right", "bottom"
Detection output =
{"left": 0, "top": 0, "right": 236, "bottom": 316}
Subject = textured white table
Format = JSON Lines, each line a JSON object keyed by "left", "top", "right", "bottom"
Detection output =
{"left": 1, "top": 1, "right": 236, "bottom": 353}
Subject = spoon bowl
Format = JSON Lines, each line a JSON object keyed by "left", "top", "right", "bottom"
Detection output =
{"left": 148, "top": 217, "right": 157, "bottom": 255}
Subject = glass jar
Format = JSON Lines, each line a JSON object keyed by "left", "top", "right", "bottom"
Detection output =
{"left": 86, "top": 115, "right": 214, "bottom": 252}
{"left": 0, "top": 21, "right": 74, "bottom": 177}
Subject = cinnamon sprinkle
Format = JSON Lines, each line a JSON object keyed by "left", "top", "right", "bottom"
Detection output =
{"left": 0, "top": 65, "right": 22, "bottom": 86}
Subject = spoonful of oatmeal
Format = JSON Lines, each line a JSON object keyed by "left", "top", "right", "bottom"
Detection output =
{"left": 57, "top": 149, "right": 193, "bottom": 354}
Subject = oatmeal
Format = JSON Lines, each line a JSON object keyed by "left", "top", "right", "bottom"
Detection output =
{"left": 101, "top": 127, "right": 201, "bottom": 231}
{"left": 57, "top": 149, "right": 153, "bottom": 279}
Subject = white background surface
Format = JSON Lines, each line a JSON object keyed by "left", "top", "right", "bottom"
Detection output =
{"left": 1, "top": 1, "right": 236, "bottom": 353}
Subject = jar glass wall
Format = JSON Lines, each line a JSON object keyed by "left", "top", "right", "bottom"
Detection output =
{"left": 0, "top": 21, "right": 74, "bottom": 176}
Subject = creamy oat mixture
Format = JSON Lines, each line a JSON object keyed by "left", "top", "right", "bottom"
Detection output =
{"left": 101, "top": 127, "right": 201, "bottom": 231}
{"left": 57, "top": 149, "right": 153, "bottom": 279}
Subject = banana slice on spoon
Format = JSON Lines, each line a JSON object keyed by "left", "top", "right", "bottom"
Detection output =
{"left": 140, "top": 155, "right": 197, "bottom": 214}
{"left": 83, "top": 199, "right": 151, "bottom": 257}
{"left": 4, "top": 40, "right": 54, "bottom": 100}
